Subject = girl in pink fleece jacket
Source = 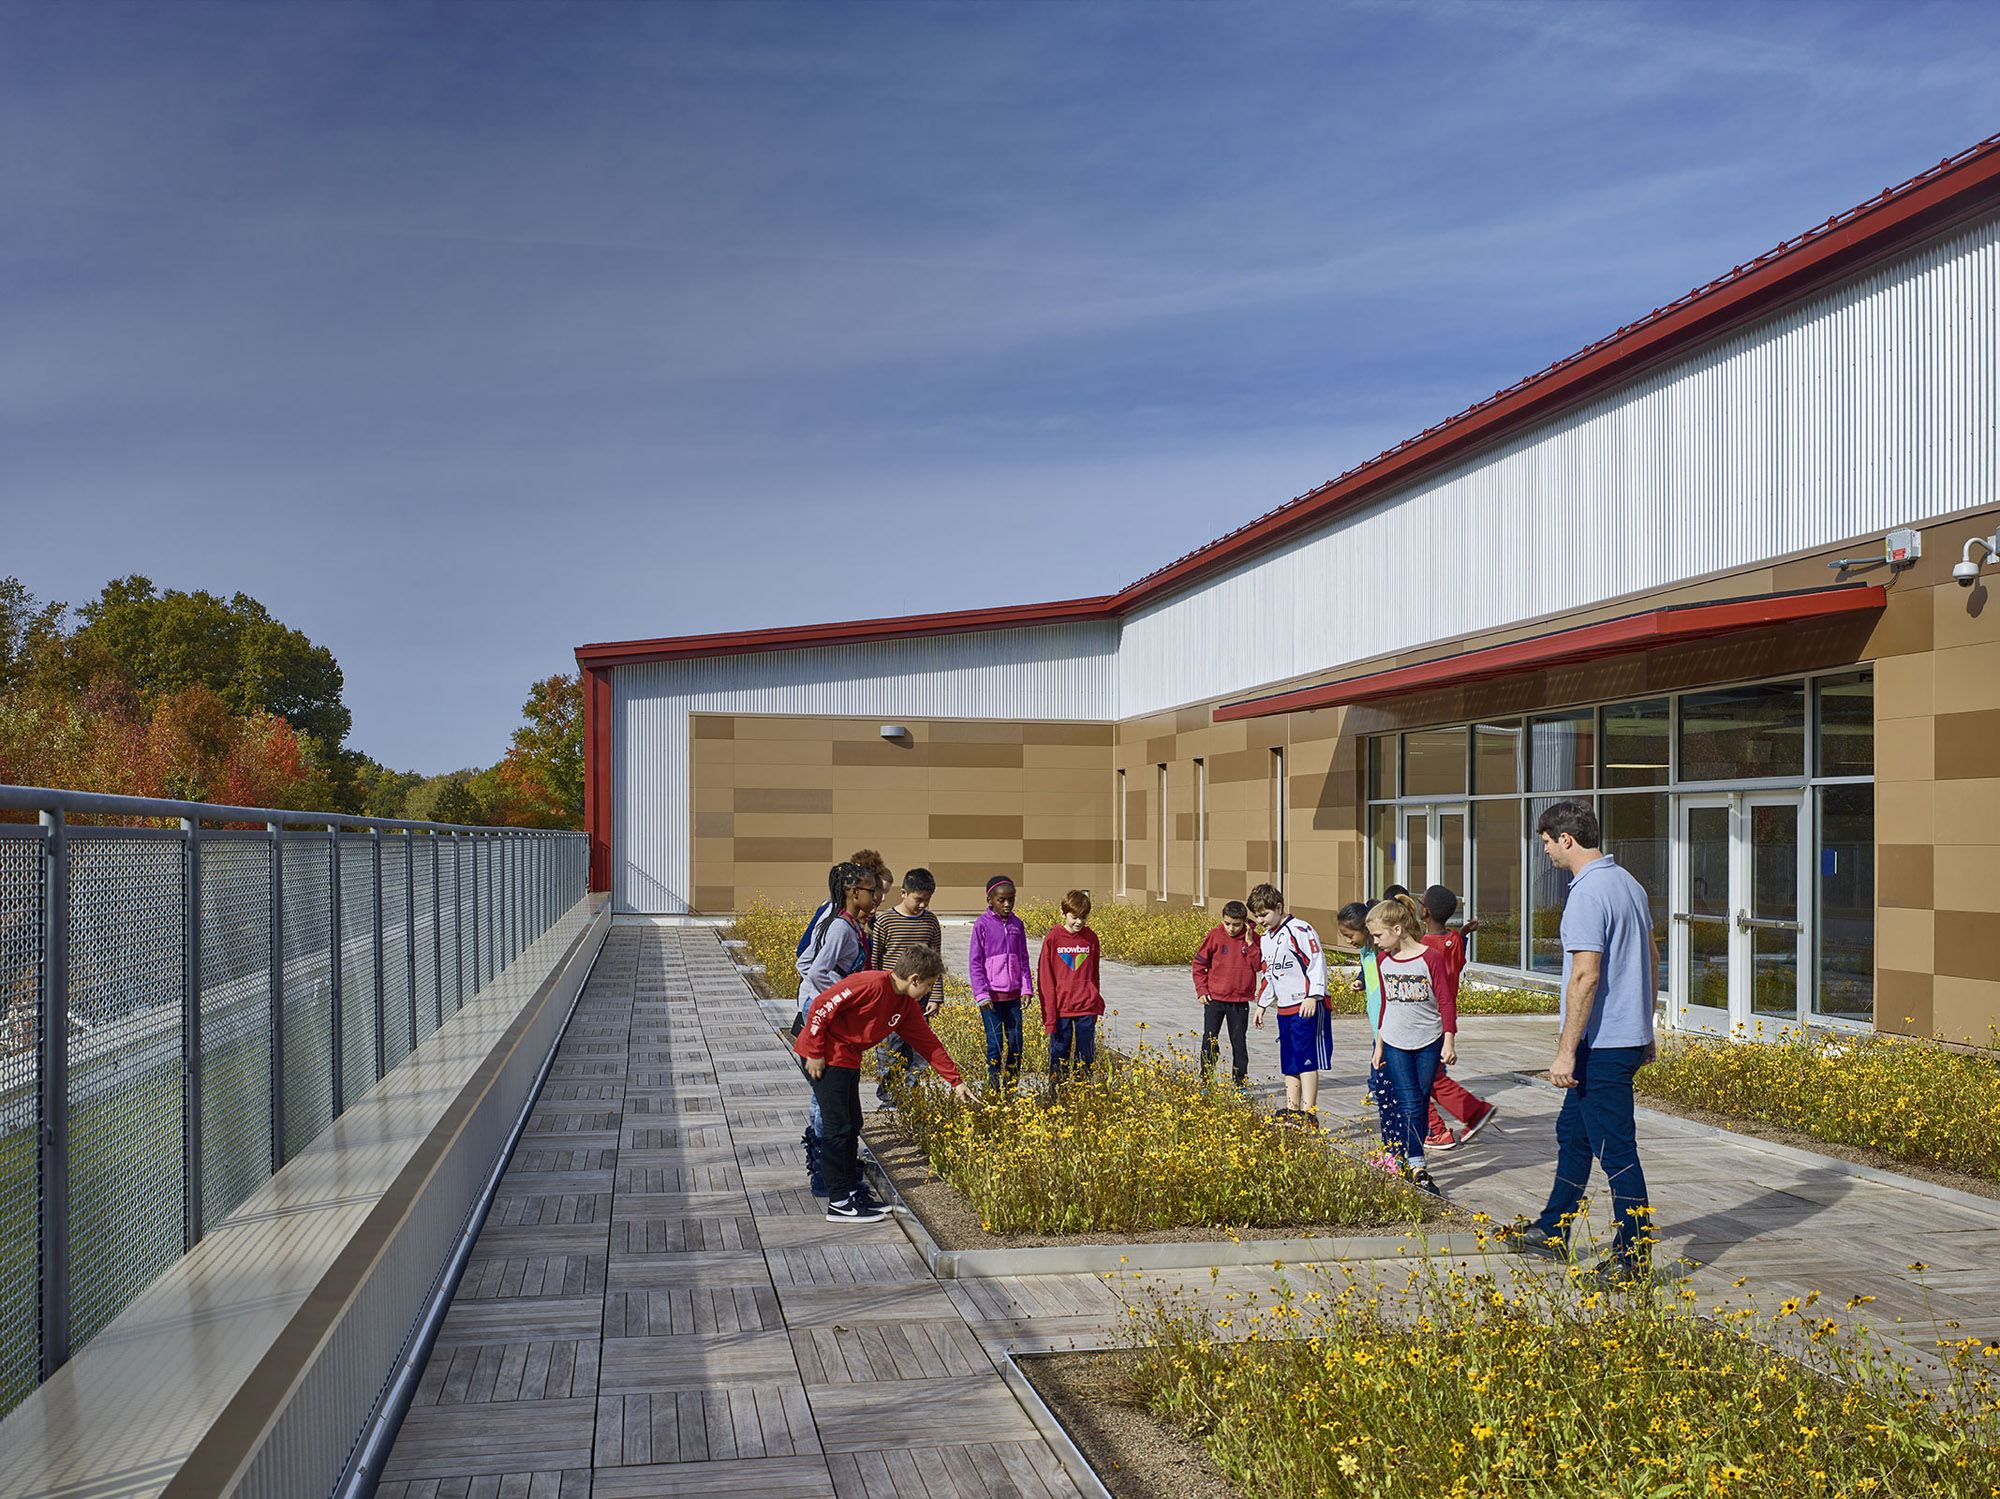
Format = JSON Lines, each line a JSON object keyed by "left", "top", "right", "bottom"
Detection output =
{"left": 967, "top": 876, "right": 1032, "bottom": 1090}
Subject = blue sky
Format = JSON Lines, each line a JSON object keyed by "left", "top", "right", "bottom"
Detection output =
{"left": 4, "top": 0, "right": 1998, "bottom": 773}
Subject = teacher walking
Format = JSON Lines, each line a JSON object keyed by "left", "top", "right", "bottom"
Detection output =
{"left": 1508, "top": 798, "right": 1658, "bottom": 1285}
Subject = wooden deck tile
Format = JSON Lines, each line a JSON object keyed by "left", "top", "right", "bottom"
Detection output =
{"left": 774, "top": 1283, "right": 965, "bottom": 1328}
{"left": 380, "top": 1398, "right": 598, "bottom": 1479}
{"left": 612, "top": 1215, "right": 762, "bottom": 1256}
{"left": 377, "top": 1469, "right": 590, "bottom": 1499}
{"left": 605, "top": 1284, "right": 785, "bottom": 1338}
{"left": 599, "top": 1330, "right": 801, "bottom": 1393}
{"left": 790, "top": 1320, "right": 991, "bottom": 1384}
{"left": 591, "top": 1454, "right": 836, "bottom": 1498}
{"left": 607, "top": 1250, "right": 774, "bottom": 1290}
{"left": 438, "top": 1297, "right": 604, "bottom": 1347}
{"left": 413, "top": 1338, "right": 598, "bottom": 1406}
{"left": 475, "top": 1222, "right": 614, "bottom": 1257}
{"left": 766, "top": 1242, "right": 929, "bottom": 1287}
{"left": 616, "top": 1163, "right": 744, "bottom": 1193}
{"left": 595, "top": 1384, "right": 821, "bottom": 1466}
{"left": 459, "top": 1252, "right": 605, "bottom": 1302}
{"left": 808, "top": 1377, "right": 1039, "bottom": 1453}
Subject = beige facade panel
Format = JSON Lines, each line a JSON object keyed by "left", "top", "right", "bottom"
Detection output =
{"left": 690, "top": 713, "right": 1117, "bottom": 911}
{"left": 1933, "top": 975, "right": 2000, "bottom": 1044}
{"left": 1935, "top": 845, "right": 2000, "bottom": 912}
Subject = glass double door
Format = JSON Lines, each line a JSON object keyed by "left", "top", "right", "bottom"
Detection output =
{"left": 1672, "top": 792, "right": 1806, "bottom": 1034}
{"left": 1398, "top": 805, "right": 1466, "bottom": 901}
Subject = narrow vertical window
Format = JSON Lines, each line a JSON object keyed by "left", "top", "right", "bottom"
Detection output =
{"left": 1116, "top": 769, "right": 1127, "bottom": 895}
{"left": 1270, "top": 747, "right": 1286, "bottom": 886}
{"left": 1193, "top": 759, "right": 1207, "bottom": 906}
{"left": 1156, "top": 764, "right": 1169, "bottom": 901}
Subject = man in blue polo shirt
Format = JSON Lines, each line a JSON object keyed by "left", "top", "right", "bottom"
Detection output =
{"left": 1509, "top": 798, "right": 1658, "bottom": 1282}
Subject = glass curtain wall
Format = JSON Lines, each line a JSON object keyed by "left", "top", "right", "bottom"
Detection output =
{"left": 1363, "top": 668, "right": 1873, "bottom": 1020}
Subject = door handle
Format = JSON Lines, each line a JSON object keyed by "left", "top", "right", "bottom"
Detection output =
{"left": 1736, "top": 909, "right": 1802, "bottom": 933}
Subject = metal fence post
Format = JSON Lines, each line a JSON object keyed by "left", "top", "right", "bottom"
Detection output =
{"left": 449, "top": 833, "right": 461, "bottom": 1012}
{"left": 328, "top": 828, "right": 343, "bottom": 1120}
{"left": 371, "top": 828, "right": 386, "bottom": 1083}
{"left": 269, "top": 821, "right": 285, "bottom": 1170}
{"left": 431, "top": 835, "right": 443, "bottom": 1031}
{"left": 39, "top": 809, "right": 71, "bottom": 1379}
{"left": 405, "top": 831, "right": 418, "bottom": 1048}
{"left": 182, "top": 817, "right": 204, "bottom": 1250}
{"left": 470, "top": 835, "right": 482, "bottom": 996}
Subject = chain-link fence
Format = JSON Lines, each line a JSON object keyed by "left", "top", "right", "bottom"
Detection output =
{"left": 0, "top": 786, "right": 587, "bottom": 1418}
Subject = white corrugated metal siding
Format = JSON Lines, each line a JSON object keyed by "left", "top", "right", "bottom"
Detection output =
{"left": 614, "top": 623, "right": 1118, "bottom": 911}
{"left": 613, "top": 208, "right": 2000, "bottom": 912}
{"left": 1118, "top": 211, "right": 2000, "bottom": 715}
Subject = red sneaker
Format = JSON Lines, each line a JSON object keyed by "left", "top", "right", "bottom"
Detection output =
{"left": 1424, "top": 1126, "right": 1458, "bottom": 1153}
{"left": 1459, "top": 1106, "right": 1498, "bottom": 1145}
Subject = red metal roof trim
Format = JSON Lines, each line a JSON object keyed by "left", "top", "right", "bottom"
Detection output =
{"left": 576, "top": 595, "right": 1116, "bottom": 667}
{"left": 579, "top": 134, "right": 2000, "bottom": 670}
{"left": 1211, "top": 585, "right": 1887, "bottom": 722}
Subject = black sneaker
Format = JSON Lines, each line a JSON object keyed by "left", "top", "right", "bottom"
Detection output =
{"left": 825, "top": 1195, "right": 888, "bottom": 1224}
{"left": 847, "top": 1179, "right": 880, "bottom": 1211}
{"left": 1503, "top": 1228, "right": 1569, "bottom": 1263}
{"left": 1410, "top": 1168, "right": 1443, "bottom": 1197}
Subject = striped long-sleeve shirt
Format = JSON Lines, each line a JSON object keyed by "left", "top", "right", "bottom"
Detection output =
{"left": 872, "top": 906, "right": 943, "bottom": 973}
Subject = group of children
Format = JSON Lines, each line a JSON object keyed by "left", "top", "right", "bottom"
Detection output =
{"left": 786, "top": 851, "right": 1106, "bottom": 1224}
{"left": 1187, "top": 881, "right": 1496, "bottom": 1194}
{"left": 786, "top": 847, "right": 1497, "bottom": 1220}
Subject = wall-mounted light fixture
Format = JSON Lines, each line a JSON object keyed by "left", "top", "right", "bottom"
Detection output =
{"left": 880, "top": 725, "right": 910, "bottom": 741}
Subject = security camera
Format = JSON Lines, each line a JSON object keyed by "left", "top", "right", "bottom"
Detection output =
{"left": 1956, "top": 532, "right": 1999, "bottom": 588}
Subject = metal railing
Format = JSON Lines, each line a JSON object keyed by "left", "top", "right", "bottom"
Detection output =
{"left": 0, "top": 784, "right": 588, "bottom": 1418}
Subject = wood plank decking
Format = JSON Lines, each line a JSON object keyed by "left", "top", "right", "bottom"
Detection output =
{"left": 379, "top": 927, "right": 1087, "bottom": 1499}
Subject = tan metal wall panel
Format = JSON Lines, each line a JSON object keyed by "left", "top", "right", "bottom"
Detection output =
{"left": 613, "top": 623, "right": 1117, "bottom": 912}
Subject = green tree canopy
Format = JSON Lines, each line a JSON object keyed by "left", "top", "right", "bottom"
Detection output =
{"left": 76, "top": 575, "right": 352, "bottom": 748}
{"left": 0, "top": 577, "right": 70, "bottom": 695}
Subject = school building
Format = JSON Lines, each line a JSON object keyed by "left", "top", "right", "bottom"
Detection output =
{"left": 578, "top": 135, "right": 2000, "bottom": 1045}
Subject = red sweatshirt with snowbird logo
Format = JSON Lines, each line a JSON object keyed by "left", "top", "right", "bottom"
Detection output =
{"left": 1036, "top": 926, "right": 1103, "bottom": 1034}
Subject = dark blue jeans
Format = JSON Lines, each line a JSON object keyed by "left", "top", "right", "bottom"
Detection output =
{"left": 1533, "top": 1042, "right": 1653, "bottom": 1263}
{"left": 1377, "top": 1037, "right": 1443, "bottom": 1163}
{"left": 1049, "top": 1015, "right": 1097, "bottom": 1082}
{"left": 981, "top": 998, "right": 1023, "bottom": 1087}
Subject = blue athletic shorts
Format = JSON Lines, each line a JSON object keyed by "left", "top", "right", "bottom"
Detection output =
{"left": 1276, "top": 1006, "right": 1333, "bottom": 1076}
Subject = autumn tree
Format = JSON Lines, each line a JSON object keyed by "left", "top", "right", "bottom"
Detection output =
{"left": 495, "top": 674, "right": 582, "bottom": 828}
{"left": 76, "top": 576, "right": 352, "bottom": 748}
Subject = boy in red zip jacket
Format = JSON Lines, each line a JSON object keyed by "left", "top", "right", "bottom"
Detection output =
{"left": 1037, "top": 890, "right": 1104, "bottom": 1085}
{"left": 1192, "top": 899, "right": 1262, "bottom": 1087}
{"left": 796, "top": 948, "right": 976, "bottom": 1223}
{"left": 1418, "top": 884, "right": 1498, "bottom": 1151}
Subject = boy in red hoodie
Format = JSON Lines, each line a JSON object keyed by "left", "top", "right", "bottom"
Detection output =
{"left": 1192, "top": 899, "right": 1262, "bottom": 1087}
{"left": 1037, "top": 890, "right": 1104, "bottom": 1085}
{"left": 796, "top": 948, "right": 976, "bottom": 1223}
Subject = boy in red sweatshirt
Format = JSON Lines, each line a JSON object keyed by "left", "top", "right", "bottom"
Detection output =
{"left": 1192, "top": 899, "right": 1262, "bottom": 1087}
{"left": 796, "top": 948, "right": 976, "bottom": 1223}
{"left": 1037, "top": 889, "right": 1104, "bottom": 1085}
